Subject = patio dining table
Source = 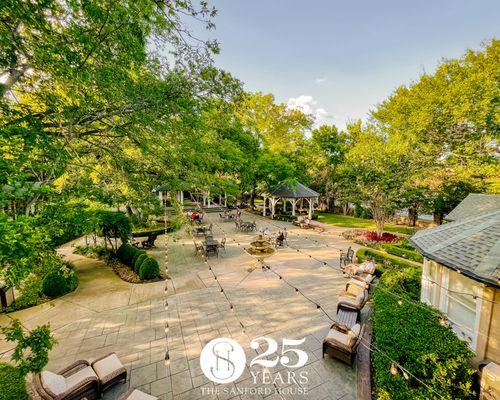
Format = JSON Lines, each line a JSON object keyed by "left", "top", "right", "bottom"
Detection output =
{"left": 203, "top": 238, "right": 220, "bottom": 257}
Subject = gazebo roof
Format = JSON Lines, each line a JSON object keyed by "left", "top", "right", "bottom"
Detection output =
{"left": 410, "top": 210, "right": 500, "bottom": 287}
{"left": 264, "top": 182, "right": 319, "bottom": 199}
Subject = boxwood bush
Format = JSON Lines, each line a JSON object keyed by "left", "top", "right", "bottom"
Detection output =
{"left": 383, "top": 244, "right": 423, "bottom": 263}
{"left": 42, "top": 269, "right": 78, "bottom": 298}
{"left": 118, "top": 244, "right": 137, "bottom": 265}
{"left": 372, "top": 268, "right": 476, "bottom": 400}
{"left": 134, "top": 253, "right": 149, "bottom": 272}
{"left": 0, "top": 363, "right": 28, "bottom": 400}
{"left": 132, "top": 249, "right": 147, "bottom": 266}
{"left": 356, "top": 247, "right": 421, "bottom": 276}
{"left": 139, "top": 257, "right": 160, "bottom": 280}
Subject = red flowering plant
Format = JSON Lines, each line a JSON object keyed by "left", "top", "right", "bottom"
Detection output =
{"left": 362, "top": 231, "right": 398, "bottom": 242}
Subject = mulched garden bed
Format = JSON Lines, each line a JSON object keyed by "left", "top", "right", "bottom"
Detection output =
{"left": 108, "top": 258, "right": 163, "bottom": 284}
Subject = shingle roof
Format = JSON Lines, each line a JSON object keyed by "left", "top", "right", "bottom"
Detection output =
{"left": 264, "top": 182, "right": 319, "bottom": 199}
{"left": 445, "top": 193, "right": 500, "bottom": 221}
{"left": 410, "top": 210, "right": 500, "bottom": 287}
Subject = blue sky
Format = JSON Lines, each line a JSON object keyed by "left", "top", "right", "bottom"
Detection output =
{"left": 202, "top": 0, "right": 499, "bottom": 129}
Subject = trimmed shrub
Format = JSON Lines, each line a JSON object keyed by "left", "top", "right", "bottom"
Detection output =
{"left": 42, "top": 270, "right": 78, "bottom": 298}
{"left": 132, "top": 249, "right": 147, "bottom": 267}
{"left": 0, "top": 363, "right": 28, "bottom": 400}
{"left": 120, "top": 244, "right": 137, "bottom": 265}
{"left": 373, "top": 268, "right": 476, "bottom": 399}
{"left": 139, "top": 257, "right": 160, "bottom": 280}
{"left": 384, "top": 244, "right": 423, "bottom": 263}
{"left": 134, "top": 253, "right": 149, "bottom": 273}
{"left": 356, "top": 247, "right": 421, "bottom": 276}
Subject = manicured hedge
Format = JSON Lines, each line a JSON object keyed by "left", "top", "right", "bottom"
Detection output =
{"left": 42, "top": 270, "right": 78, "bottom": 298}
{"left": 372, "top": 268, "right": 476, "bottom": 399}
{"left": 384, "top": 244, "right": 423, "bottom": 263}
{"left": 356, "top": 247, "right": 421, "bottom": 275}
{"left": 116, "top": 243, "right": 159, "bottom": 280}
{"left": 0, "top": 363, "right": 28, "bottom": 400}
{"left": 132, "top": 249, "right": 147, "bottom": 267}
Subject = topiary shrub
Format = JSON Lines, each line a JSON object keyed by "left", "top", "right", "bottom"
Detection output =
{"left": 0, "top": 363, "right": 28, "bottom": 400}
{"left": 134, "top": 253, "right": 149, "bottom": 273}
{"left": 120, "top": 244, "right": 137, "bottom": 266}
{"left": 372, "top": 268, "right": 476, "bottom": 399}
{"left": 42, "top": 268, "right": 78, "bottom": 298}
{"left": 356, "top": 247, "right": 421, "bottom": 276}
{"left": 139, "top": 257, "right": 159, "bottom": 280}
{"left": 132, "top": 249, "right": 146, "bottom": 268}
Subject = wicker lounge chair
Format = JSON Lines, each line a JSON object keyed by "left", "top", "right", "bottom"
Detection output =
{"left": 91, "top": 352, "right": 127, "bottom": 393}
{"left": 118, "top": 388, "right": 159, "bottom": 400}
{"left": 34, "top": 353, "right": 127, "bottom": 400}
{"left": 34, "top": 360, "right": 99, "bottom": 400}
{"left": 337, "top": 288, "right": 369, "bottom": 312}
{"left": 323, "top": 322, "right": 364, "bottom": 366}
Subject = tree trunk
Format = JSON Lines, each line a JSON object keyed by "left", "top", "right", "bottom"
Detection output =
{"left": 249, "top": 189, "right": 256, "bottom": 208}
{"left": 433, "top": 211, "right": 443, "bottom": 225}
{"left": 343, "top": 202, "right": 349, "bottom": 215}
{"left": 408, "top": 205, "right": 418, "bottom": 227}
{"left": 371, "top": 205, "right": 385, "bottom": 236}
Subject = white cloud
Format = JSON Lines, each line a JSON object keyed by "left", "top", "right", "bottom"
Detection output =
{"left": 314, "top": 77, "right": 327, "bottom": 85}
{"left": 287, "top": 95, "right": 335, "bottom": 128}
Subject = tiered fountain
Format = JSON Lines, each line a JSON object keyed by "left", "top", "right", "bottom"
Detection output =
{"left": 246, "top": 234, "right": 275, "bottom": 261}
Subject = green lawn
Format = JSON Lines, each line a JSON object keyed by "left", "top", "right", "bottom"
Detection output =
{"left": 317, "top": 213, "right": 417, "bottom": 235}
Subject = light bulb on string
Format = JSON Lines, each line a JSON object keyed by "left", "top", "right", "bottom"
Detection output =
{"left": 230, "top": 305, "right": 234, "bottom": 312}
{"left": 439, "top": 317, "right": 446, "bottom": 326}
{"left": 316, "top": 304, "right": 321, "bottom": 311}
{"left": 164, "top": 351, "right": 170, "bottom": 366}
{"left": 295, "top": 288, "right": 299, "bottom": 294}
{"left": 390, "top": 362, "right": 398, "bottom": 376}
{"left": 397, "top": 299, "right": 403, "bottom": 306}
{"left": 402, "top": 370, "right": 409, "bottom": 380}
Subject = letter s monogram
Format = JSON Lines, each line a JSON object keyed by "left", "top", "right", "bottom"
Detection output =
{"left": 211, "top": 341, "right": 236, "bottom": 380}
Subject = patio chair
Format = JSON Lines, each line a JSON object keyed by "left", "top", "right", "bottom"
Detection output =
{"left": 218, "top": 238, "right": 226, "bottom": 253}
{"left": 194, "top": 240, "right": 204, "bottom": 256}
{"left": 235, "top": 220, "right": 241, "bottom": 231}
{"left": 91, "top": 352, "right": 127, "bottom": 393}
{"left": 118, "top": 388, "right": 158, "bottom": 400}
{"left": 340, "top": 246, "right": 354, "bottom": 267}
{"left": 323, "top": 322, "right": 364, "bottom": 366}
{"left": 141, "top": 233, "right": 158, "bottom": 249}
{"left": 341, "top": 280, "right": 367, "bottom": 297}
{"left": 34, "top": 360, "right": 100, "bottom": 400}
{"left": 345, "top": 260, "right": 376, "bottom": 277}
{"left": 337, "top": 288, "right": 369, "bottom": 313}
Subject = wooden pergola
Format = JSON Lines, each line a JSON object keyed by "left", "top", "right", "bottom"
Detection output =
{"left": 262, "top": 182, "right": 319, "bottom": 219}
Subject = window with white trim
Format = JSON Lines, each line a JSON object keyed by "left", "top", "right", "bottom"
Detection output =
{"left": 421, "top": 258, "right": 438, "bottom": 306}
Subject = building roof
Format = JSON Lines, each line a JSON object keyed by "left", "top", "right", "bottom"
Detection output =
{"left": 410, "top": 210, "right": 500, "bottom": 287}
{"left": 264, "top": 182, "right": 319, "bottom": 199}
{"left": 445, "top": 193, "right": 500, "bottom": 221}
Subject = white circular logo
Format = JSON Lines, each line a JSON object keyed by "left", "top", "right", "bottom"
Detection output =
{"left": 200, "top": 337, "right": 246, "bottom": 384}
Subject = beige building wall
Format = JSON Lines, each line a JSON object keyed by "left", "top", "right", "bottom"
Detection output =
{"left": 484, "top": 289, "right": 500, "bottom": 363}
{"left": 421, "top": 258, "right": 499, "bottom": 365}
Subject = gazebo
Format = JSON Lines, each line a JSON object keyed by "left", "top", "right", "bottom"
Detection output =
{"left": 262, "top": 182, "right": 319, "bottom": 219}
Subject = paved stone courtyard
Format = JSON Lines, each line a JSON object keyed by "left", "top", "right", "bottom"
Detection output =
{"left": 0, "top": 212, "right": 361, "bottom": 400}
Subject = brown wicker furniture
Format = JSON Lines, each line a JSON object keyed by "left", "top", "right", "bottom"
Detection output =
{"left": 118, "top": 388, "right": 159, "bottom": 400}
{"left": 33, "top": 360, "right": 99, "bottom": 400}
{"left": 91, "top": 352, "right": 127, "bottom": 393}
{"left": 323, "top": 322, "right": 364, "bottom": 366}
{"left": 337, "top": 288, "right": 369, "bottom": 313}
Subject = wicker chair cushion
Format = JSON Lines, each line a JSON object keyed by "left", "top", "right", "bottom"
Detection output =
{"left": 65, "top": 366, "right": 98, "bottom": 390}
{"left": 347, "top": 324, "right": 361, "bottom": 345}
{"left": 125, "top": 389, "right": 158, "bottom": 400}
{"left": 92, "top": 353, "right": 125, "bottom": 383}
{"left": 338, "top": 295, "right": 361, "bottom": 307}
{"left": 41, "top": 371, "right": 67, "bottom": 395}
{"left": 326, "top": 328, "right": 350, "bottom": 346}
{"left": 345, "top": 283, "right": 363, "bottom": 296}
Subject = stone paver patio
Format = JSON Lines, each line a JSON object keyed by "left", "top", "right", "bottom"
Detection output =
{"left": 0, "top": 212, "right": 362, "bottom": 400}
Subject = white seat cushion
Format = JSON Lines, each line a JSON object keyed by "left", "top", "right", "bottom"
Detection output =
{"left": 92, "top": 353, "right": 124, "bottom": 380}
{"left": 347, "top": 324, "right": 361, "bottom": 346}
{"left": 126, "top": 389, "right": 159, "bottom": 400}
{"left": 41, "top": 371, "right": 67, "bottom": 395}
{"left": 338, "top": 295, "right": 361, "bottom": 307}
{"left": 65, "top": 366, "right": 97, "bottom": 390}
{"left": 326, "top": 329, "right": 350, "bottom": 346}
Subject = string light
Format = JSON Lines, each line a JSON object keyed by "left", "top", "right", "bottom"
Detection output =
{"left": 390, "top": 362, "right": 398, "bottom": 376}
{"left": 397, "top": 299, "right": 403, "bottom": 306}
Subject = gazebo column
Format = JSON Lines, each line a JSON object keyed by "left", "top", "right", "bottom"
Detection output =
{"left": 207, "top": 191, "right": 211, "bottom": 207}
{"left": 263, "top": 196, "right": 267, "bottom": 216}
{"left": 283, "top": 199, "right": 287, "bottom": 213}
{"left": 291, "top": 199, "right": 298, "bottom": 216}
{"left": 224, "top": 192, "right": 227, "bottom": 207}
{"left": 180, "top": 191, "right": 184, "bottom": 205}
{"left": 158, "top": 191, "right": 163, "bottom": 204}
{"left": 270, "top": 197, "right": 279, "bottom": 219}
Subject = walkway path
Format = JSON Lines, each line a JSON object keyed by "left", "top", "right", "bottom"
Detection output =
{"left": 0, "top": 212, "right": 362, "bottom": 400}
